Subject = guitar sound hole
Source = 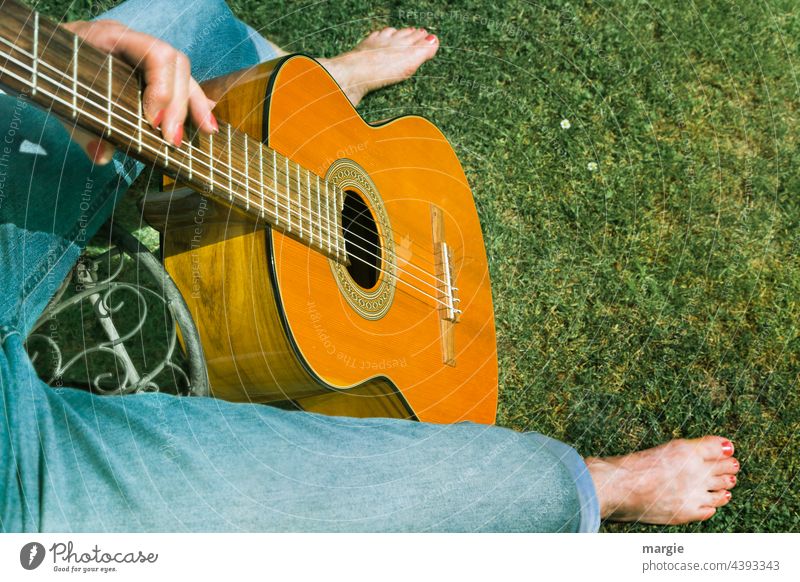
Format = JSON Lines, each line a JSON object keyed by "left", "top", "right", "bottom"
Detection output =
{"left": 342, "top": 190, "right": 381, "bottom": 289}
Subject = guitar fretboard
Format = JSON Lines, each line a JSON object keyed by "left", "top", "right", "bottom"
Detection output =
{"left": 0, "top": 0, "right": 346, "bottom": 261}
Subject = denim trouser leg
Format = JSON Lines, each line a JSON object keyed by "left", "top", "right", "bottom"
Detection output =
{"left": 0, "top": 0, "right": 600, "bottom": 532}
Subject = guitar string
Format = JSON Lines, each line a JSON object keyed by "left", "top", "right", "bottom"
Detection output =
{"left": 0, "top": 48, "right": 462, "bottom": 314}
{"left": 0, "top": 25, "right": 465, "bottom": 321}
{"left": 0, "top": 34, "right": 450, "bottom": 277}
{"left": 0, "top": 32, "right": 444, "bottom": 268}
{"left": 0, "top": 39, "right": 454, "bottom": 288}
{"left": 2, "top": 22, "right": 463, "bottom": 296}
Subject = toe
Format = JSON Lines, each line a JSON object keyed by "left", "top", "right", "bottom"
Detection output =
{"left": 409, "top": 28, "right": 429, "bottom": 41}
{"left": 707, "top": 489, "right": 733, "bottom": 507}
{"left": 415, "top": 33, "right": 439, "bottom": 55}
{"left": 709, "top": 474, "right": 737, "bottom": 491}
{"left": 713, "top": 457, "right": 740, "bottom": 475}
{"left": 693, "top": 436, "right": 735, "bottom": 460}
{"left": 676, "top": 505, "right": 717, "bottom": 524}
{"left": 407, "top": 33, "right": 438, "bottom": 63}
{"left": 399, "top": 28, "right": 427, "bottom": 45}
{"left": 379, "top": 27, "right": 398, "bottom": 37}
{"left": 697, "top": 507, "right": 717, "bottom": 521}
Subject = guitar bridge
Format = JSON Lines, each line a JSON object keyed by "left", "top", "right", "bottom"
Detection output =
{"left": 431, "top": 205, "right": 459, "bottom": 366}
{"left": 436, "top": 241, "right": 461, "bottom": 323}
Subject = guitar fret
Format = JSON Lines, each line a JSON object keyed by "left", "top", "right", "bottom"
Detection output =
{"left": 285, "top": 156, "right": 292, "bottom": 232}
{"left": 0, "top": 0, "right": 369, "bottom": 267}
{"left": 272, "top": 149, "right": 279, "bottom": 225}
{"left": 243, "top": 136, "right": 249, "bottom": 210}
{"left": 340, "top": 188, "right": 345, "bottom": 258}
{"left": 306, "top": 170, "right": 312, "bottom": 246}
{"left": 259, "top": 143, "right": 265, "bottom": 218}
{"left": 5, "top": 2, "right": 347, "bottom": 259}
{"left": 297, "top": 164, "right": 303, "bottom": 239}
{"left": 332, "top": 185, "right": 340, "bottom": 259}
{"left": 31, "top": 12, "right": 38, "bottom": 96}
{"left": 339, "top": 187, "right": 345, "bottom": 258}
{"left": 106, "top": 55, "right": 112, "bottom": 135}
{"left": 136, "top": 76, "right": 143, "bottom": 153}
{"left": 316, "top": 175, "right": 322, "bottom": 251}
{"left": 325, "top": 180, "right": 332, "bottom": 255}
{"left": 226, "top": 124, "right": 233, "bottom": 200}
{"left": 338, "top": 187, "right": 345, "bottom": 259}
{"left": 208, "top": 132, "right": 214, "bottom": 192}
{"left": 71, "top": 34, "right": 78, "bottom": 118}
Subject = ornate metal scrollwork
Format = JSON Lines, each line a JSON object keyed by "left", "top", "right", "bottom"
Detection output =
{"left": 26, "top": 222, "right": 209, "bottom": 396}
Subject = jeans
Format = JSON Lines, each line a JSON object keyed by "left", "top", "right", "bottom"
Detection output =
{"left": 0, "top": 0, "right": 600, "bottom": 532}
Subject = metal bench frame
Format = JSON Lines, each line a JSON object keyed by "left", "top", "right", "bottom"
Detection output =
{"left": 26, "top": 221, "right": 209, "bottom": 396}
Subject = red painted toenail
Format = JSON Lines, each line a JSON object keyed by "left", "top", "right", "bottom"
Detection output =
{"left": 721, "top": 440, "right": 734, "bottom": 456}
{"left": 730, "top": 475, "right": 737, "bottom": 484}
{"left": 426, "top": 34, "right": 437, "bottom": 42}
{"left": 724, "top": 490, "right": 732, "bottom": 500}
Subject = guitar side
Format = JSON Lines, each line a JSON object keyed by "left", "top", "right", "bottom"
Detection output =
{"left": 145, "top": 55, "right": 498, "bottom": 424}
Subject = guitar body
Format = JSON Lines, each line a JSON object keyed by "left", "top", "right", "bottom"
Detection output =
{"left": 145, "top": 55, "right": 498, "bottom": 424}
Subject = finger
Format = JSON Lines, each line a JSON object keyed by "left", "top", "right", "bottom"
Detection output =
{"left": 140, "top": 39, "right": 177, "bottom": 134}
{"left": 63, "top": 21, "right": 163, "bottom": 126}
{"left": 59, "top": 120, "right": 115, "bottom": 165}
{"left": 187, "top": 80, "right": 218, "bottom": 134}
{"left": 159, "top": 51, "right": 191, "bottom": 146}
{"left": 81, "top": 29, "right": 175, "bottom": 130}
{"left": 89, "top": 26, "right": 177, "bottom": 134}
{"left": 65, "top": 21, "right": 216, "bottom": 140}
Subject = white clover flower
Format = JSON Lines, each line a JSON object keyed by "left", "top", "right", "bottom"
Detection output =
{"left": 560, "top": 118, "right": 571, "bottom": 129}
{"left": 587, "top": 161, "right": 598, "bottom": 171}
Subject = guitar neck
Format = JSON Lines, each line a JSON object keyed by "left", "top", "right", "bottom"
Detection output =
{"left": 0, "top": 0, "right": 346, "bottom": 261}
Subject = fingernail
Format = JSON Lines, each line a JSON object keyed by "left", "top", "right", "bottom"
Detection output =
{"left": 721, "top": 440, "right": 734, "bottom": 456}
{"left": 87, "top": 139, "right": 106, "bottom": 163}
{"left": 173, "top": 124, "right": 184, "bottom": 147}
{"left": 151, "top": 110, "right": 164, "bottom": 128}
{"left": 426, "top": 34, "right": 437, "bottom": 42}
{"left": 208, "top": 113, "right": 219, "bottom": 133}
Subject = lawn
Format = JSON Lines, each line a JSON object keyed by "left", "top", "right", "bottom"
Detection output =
{"left": 35, "top": 0, "right": 799, "bottom": 532}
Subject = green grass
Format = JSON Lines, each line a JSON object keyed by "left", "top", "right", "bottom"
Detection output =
{"left": 35, "top": 0, "right": 799, "bottom": 531}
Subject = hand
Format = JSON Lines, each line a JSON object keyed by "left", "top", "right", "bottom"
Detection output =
{"left": 61, "top": 19, "right": 218, "bottom": 164}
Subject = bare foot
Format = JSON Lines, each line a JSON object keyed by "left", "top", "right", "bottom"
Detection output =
{"left": 318, "top": 27, "right": 440, "bottom": 106}
{"left": 586, "top": 436, "right": 740, "bottom": 524}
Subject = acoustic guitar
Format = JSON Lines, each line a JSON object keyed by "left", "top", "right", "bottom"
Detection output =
{"left": 0, "top": 1, "right": 498, "bottom": 424}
